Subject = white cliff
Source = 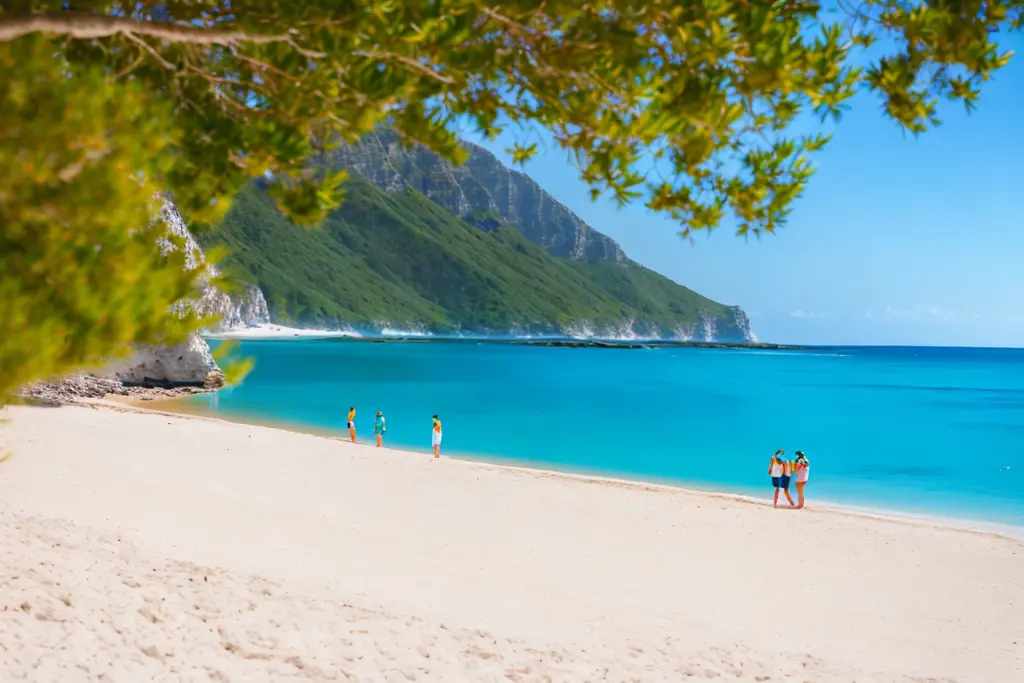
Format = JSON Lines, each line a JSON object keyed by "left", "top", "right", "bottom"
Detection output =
{"left": 155, "top": 200, "right": 270, "bottom": 333}
{"left": 107, "top": 334, "right": 221, "bottom": 387}
{"left": 194, "top": 282, "right": 270, "bottom": 333}
{"left": 110, "top": 200, "right": 269, "bottom": 386}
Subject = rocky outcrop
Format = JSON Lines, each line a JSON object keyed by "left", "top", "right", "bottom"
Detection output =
{"left": 157, "top": 201, "right": 270, "bottom": 333}
{"left": 109, "top": 200, "right": 268, "bottom": 387}
{"left": 322, "top": 129, "right": 627, "bottom": 264}
{"left": 667, "top": 308, "right": 752, "bottom": 343}
{"left": 195, "top": 282, "right": 270, "bottom": 332}
{"left": 720, "top": 306, "right": 755, "bottom": 343}
{"left": 108, "top": 334, "right": 224, "bottom": 388}
{"left": 559, "top": 308, "right": 753, "bottom": 342}
{"left": 19, "top": 373, "right": 211, "bottom": 406}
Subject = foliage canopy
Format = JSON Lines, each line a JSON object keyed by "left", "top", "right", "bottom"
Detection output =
{"left": 0, "top": 0, "right": 1020, "bottom": 397}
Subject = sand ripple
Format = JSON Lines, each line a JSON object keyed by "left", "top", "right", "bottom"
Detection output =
{"left": 2, "top": 509, "right": 852, "bottom": 683}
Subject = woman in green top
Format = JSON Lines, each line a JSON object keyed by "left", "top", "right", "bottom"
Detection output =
{"left": 374, "top": 411, "right": 386, "bottom": 448}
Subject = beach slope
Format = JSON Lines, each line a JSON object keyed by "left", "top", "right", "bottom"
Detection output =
{"left": 1, "top": 404, "right": 1021, "bottom": 682}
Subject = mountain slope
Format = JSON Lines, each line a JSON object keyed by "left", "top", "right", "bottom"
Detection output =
{"left": 197, "top": 182, "right": 447, "bottom": 327}
{"left": 203, "top": 178, "right": 750, "bottom": 339}
{"left": 321, "top": 128, "right": 626, "bottom": 263}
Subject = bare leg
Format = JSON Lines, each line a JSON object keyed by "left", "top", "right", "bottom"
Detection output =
{"left": 433, "top": 444, "right": 440, "bottom": 459}
{"left": 376, "top": 434, "right": 382, "bottom": 448}
{"left": 796, "top": 482, "right": 805, "bottom": 509}
{"left": 349, "top": 428, "right": 356, "bottom": 443}
{"left": 773, "top": 487, "right": 780, "bottom": 508}
{"left": 784, "top": 485, "right": 795, "bottom": 507}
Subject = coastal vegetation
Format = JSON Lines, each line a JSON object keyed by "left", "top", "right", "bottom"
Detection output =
{"left": 1, "top": 1, "right": 1019, "bottom": 397}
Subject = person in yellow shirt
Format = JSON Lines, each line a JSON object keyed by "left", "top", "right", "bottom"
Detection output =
{"left": 793, "top": 451, "right": 811, "bottom": 509}
{"left": 346, "top": 406, "right": 356, "bottom": 443}
{"left": 431, "top": 415, "right": 442, "bottom": 459}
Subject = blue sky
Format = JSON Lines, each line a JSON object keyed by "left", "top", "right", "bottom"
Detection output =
{"left": 464, "top": 37, "right": 1023, "bottom": 347}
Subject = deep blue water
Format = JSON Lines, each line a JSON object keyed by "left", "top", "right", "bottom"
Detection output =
{"left": 190, "top": 340, "right": 1024, "bottom": 526}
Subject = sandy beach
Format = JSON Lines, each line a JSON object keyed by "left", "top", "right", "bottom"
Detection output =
{"left": 1, "top": 404, "right": 1021, "bottom": 682}
{"left": 206, "top": 323, "right": 361, "bottom": 340}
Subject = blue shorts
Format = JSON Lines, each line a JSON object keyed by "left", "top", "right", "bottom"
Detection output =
{"left": 773, "top": 476, "right": 791, "bottom": 489}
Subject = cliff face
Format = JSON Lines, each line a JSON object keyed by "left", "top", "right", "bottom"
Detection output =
{"left": 108, "top": 333, "right": 221, "bottom": 387}
{"left": 324, "top": 129, "right": 627, "bottom": 264}
{"left": 157, "top": 201, "right": 271, "bottom": 333}
{"left": 559, "top": 306, "right": 751, "bottom": 343}
{"left": 194, "top": 281, "right": 270, "bottom": 332}
{"left": 110, "top": 201, "right": 270, "bottom": 386}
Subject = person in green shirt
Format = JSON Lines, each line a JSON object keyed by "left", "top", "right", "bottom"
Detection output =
{"left": 374, "top": 411, "right": 386, "bottom": 448}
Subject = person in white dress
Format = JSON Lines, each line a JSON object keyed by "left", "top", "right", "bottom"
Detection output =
{"left": 431, "top": 415, "right": 442, "bottom": 459}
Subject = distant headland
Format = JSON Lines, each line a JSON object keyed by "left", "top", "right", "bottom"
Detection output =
{"left": 319, "top": 336, "right": 802, "bottom": 350}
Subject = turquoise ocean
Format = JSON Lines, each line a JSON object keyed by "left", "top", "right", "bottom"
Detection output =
{"left": 192, "top": 340, "right": 1024, "bottom": 527}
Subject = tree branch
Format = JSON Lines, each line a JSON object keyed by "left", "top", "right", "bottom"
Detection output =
{"left": 124, "top": 31, "right": 175, "bottom": 70}
{"left": 235, "top": 52, "right": 302, "bottom": 84}
{"left": 0, "top": 12, "right": 325, "bottom": 58}
{"left": 113, "top": 51, "right": 147, "bottom": 80}
{"left": 354, "top": 50, "right": 455, "bottom": 84}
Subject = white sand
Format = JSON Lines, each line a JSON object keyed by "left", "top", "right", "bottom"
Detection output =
{"left": 1, "top": 404, "right": 1021, "bottom": 682}
{"left": 207, "top": 324, "right": 361, "bottom": 340}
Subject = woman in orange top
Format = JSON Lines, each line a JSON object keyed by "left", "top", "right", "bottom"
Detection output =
{"left": 346, "top": 406, "right": 356, "bottom": 443}
{"left": 793, "top": 451, "right": 810, "bottom": 509}
{"left": 431, "top": 415, "right": 442, "bottom": 459}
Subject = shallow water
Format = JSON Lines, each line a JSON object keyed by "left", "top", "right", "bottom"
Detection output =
{"left": 191, "top": 341, "right": 1024, "bottom": 526}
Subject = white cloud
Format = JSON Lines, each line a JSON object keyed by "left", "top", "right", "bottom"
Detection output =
{"left": 922, "top": 306, "right": 956, "bottom": 321}
{"left": 790, "top": 309, "right": 851, "bottom": 320}
{"left": 882, "top": 305, "right": 957, "bottom": 322}
{"left": 971, "top": 312, "right": 1023, "bottom": 323}
{"left": 883, "top": 305, "right": 905, "bottom": 320}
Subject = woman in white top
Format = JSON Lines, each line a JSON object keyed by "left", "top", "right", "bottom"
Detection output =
{"left": 768, "top": 450, "right": 795, "bottom": 508}
{"left": 793, "top": 451, "right": 810, "bottom": 509}
{"left": 431, "top": 415, "right": 442, "bottom": 459}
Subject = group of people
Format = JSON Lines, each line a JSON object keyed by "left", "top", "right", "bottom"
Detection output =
{"left": 345, "top": 407, "right": 808, "bottom": 494}
{"left": 345, "top": 406, "right": 444, "bottom": 458}
{"left": 767, "top": 450, "right": 810, "bottom": 509}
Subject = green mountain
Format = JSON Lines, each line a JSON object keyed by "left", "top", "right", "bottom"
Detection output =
{"left": 202, "top": 135, "right": 752, "bottom": 340}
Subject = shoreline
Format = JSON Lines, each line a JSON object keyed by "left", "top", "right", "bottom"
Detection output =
{"left": 3, "top": 402, "right": 1022, "bottom": 682}
{"left": 109, "top": 395, "right": 1024, "bottom": 542}
{"left": 205, "top": 326, "right": 800, "bottom": 349}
